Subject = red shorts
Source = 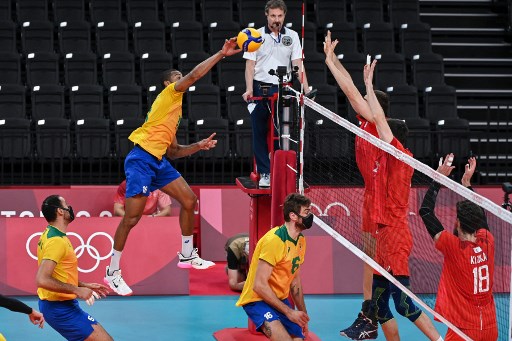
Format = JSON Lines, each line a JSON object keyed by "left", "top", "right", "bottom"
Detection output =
{"left": 445, "top": 326, "right": 498, "bottom": 341}
{"left": 362, "top": 192, "right": 378, "bottom": 236}
{"left": 375, "top": 225, "right": 412, "bottom": 276}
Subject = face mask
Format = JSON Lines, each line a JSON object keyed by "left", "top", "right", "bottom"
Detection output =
{"left": 295, "top": 212, "right": 314, "bottom": 229}
{"left": 61, "top": 206, "right": 75, "bottom": 222}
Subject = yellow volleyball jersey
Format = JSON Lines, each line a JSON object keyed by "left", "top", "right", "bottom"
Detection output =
{"left": 236, "top": 225, "right": 306, "bottom": 306}
{"left": 37, "top": 225, "right": 78, "bottom": 301}
{"left": 128, "top": 82, "right": 184, "bottom": 159}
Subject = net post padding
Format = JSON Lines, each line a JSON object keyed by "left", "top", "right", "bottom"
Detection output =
{"left": 271, "top": 150, "right": 298, "bottom": 228}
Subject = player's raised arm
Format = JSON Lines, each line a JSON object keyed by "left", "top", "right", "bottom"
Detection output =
{"left": 363, "top": 60, "right": 392, "bottom": 142}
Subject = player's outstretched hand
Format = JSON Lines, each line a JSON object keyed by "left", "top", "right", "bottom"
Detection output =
{"left": 461, "top": 156, "right": 476, "bottom": 187}
{"left": 198, "top": 133, "right": 218, "bottom": 151}
{"left": 323, "top": 30, "right": 338, "bottom": 61}
{"left": 287, "top": 310, "right": 310, "bottom": 328}
{"left": 363, "top": 59, "right": 377, "bottom": 88}
{"left": 437, "top": 153, "right": 455, "bottom": 176}
{"left": 28, "top": 309, "right": 44, "bottom": 328}
{"left": 221, "top": 37, "right": 241, "bottom": 57}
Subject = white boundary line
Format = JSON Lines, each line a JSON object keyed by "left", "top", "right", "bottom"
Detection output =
{"left": 314, "top": 216, "right": 472, "bottom": 341}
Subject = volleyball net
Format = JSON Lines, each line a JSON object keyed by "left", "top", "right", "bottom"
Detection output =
{"left": 288, "top": 88, "right": 512, "bottom": 340}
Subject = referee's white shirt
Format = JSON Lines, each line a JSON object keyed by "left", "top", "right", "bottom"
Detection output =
{"left": 243, "top": 26, "right": 303, "bottom": 85}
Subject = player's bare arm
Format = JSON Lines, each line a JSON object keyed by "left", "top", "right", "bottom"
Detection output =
{"left": 291, "top": 59, "right": 310, "bottom": 93}
{"left": 462, "top": 157, "right": 477, "bottom": 187}
{"left": 166, "top": 133, "right": 218, "bottom": 159}
{"left": 242, "top": 59, "right": 255, "bottom": 102}
{"left": 175, "top": 37, "right": 240, "bottom": 92}
{"left": 290, "top": 269, "right": 309, "bottom": 335}
{"left": 324, "top": 30, "right": 373, "bottom": 122}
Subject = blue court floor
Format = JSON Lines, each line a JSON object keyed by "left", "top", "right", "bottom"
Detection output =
{"left": 0, "top": 294, "right": 453, "bottom": 341}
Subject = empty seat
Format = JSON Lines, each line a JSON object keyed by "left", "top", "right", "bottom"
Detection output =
{"left": 353, "top": 0, "right": 384, "bottom": 27}
{"left": 281, "top": 1, "right": 304, "bottom": 28}
{"left": 26, "top": 52, "right": 60, "bottom": 87}
{"left": 108, "top": 85, "right": 143, "bottom": 121}
{"left": 362, "top": 22, "right": 395, "bottom": 55}
{"left": 0, "top": 21, "right": 17, "bottom": 53}
{"left": 217, "top": 55, "right": 246, "bottom": 89}
{"left": 35, "top": 117, "right": 71, "bottom": 159}
{"left": 404, "top": 117, "right": 431, "bottom": 161}
{"left": 101, "top": 52, "right": 135, "bottom": 87}
{"left": 304, "top": 52, "right": 327, "bottom": 86}
{"left": 163, "top": 0, "right": 196, "bottom": 24}
{"left": 64, "top": 52, "right": 97, "bottom": 86}
{"left": 171, "top": 21, "right": 204, "bottom": 57}
{"left": 285, "top": 21, "right": 317, "bottom": 52}
{"left": 146, "top": 85, "right": 164, "bottom": 111}
{"left": 238, "top": 0, "right": 266, "bottom": 28}
{"left": 114, "top": 117, "right": 145, "bottom": 158}
{"left": 31, "top": 85, "right": 65, "bottom": 120}
{"left": 336, "top": 53, "right": 366, "bottom": 88}
{"left": 315, "top": 0, "right": 347, "bottom": 26}
{"left": 374, "top": 53, "right": 407, "bottom": 89}
{"left": 400, "top": 22, "right": 432, "bottom": 59}
{"left": 69, "top": 84, "right": 104, "bottom": 120}
{"left": 0, "top": 118, "right": 31, "bottom": 159}
{"left": 424, "top": 85, "right": 458, "bottom": 123}
{"left": 89, "top": 0, "right": 122, "bottom": 23}
{"left": 201, "top": 0, "right": 234, "bottom": 26}
{"left": 226, "top": 85, "right": 248, "bottom": 122}
{"left": 0, "top": 52, "right": 22, "bottom": 84}
{"left": 140, "top": 52, "right": 174, "bottom": 88}
{"left": 95, "top": 21, "right": 129, "bottom": 55}
{"left": 58, "top": 20, "right": 91, "bottom": 54}
{"left": 389, "top": 0, "right": 420, "bottom": 28}
{"left": 209, "top": 21, "right": 241, "bottom": 54}
{"left": 187, "top": 84, "right": 221, "bottom": 121}
{"left": 325, "top": 22, "right": 357, "bottom": 54}
{"left": 233, "top": 118, "right": 252, "bottom": 159}
{"left": 132, "top": 21, "right": 166, "bottom": 56}
{"left": 21, "top": 20, "right": 54, "bottom": 53}
{"left": 178, "top": 51, "right": 212, "bottom": 85}
{"left": 194, "top": 118, "right": 230, "bottom": 159}
{"left": 17, "top": 0, "right": 48, "bottom": 22}
{"left": 75, "top": 118, "right": 111, "bottom": 158}
{"left": 53, "top": 0, "right": 85, "bottom": 22}
{"left": 0, "top": 1, "right": 12, "bottom": 21}
{"left": 126, "top": 0, "right": 159, "bottom": 24}
{"left": 436, "top": 118, "right": 471, "bottom": 158}
{"left": 386, "top": 84, "right": 419, "bottom": 119}
{"left": 0, "top": 85, "right": 26, "bottom": 119}
{"left": 313, "top": 119, "right": 351, "bottom": 159}
{"left": 411, "top": 53, "right": 445, "bottom": 89}
{"left": 308, "top": 84, "right": 338, "bottom": 114}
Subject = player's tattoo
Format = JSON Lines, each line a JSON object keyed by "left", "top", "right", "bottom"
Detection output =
{"left": 291, "top": 284, "right": 300, "bottom": 297}
{"left": 262, "top": 321, "right": 272, "bottom": 338}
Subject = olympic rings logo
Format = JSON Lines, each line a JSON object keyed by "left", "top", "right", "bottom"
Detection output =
{"left": 26, "top": 232, "right": 114, "bottom": 273}
{"left": 311, "top": 202, "right": 351, "bottom": 217}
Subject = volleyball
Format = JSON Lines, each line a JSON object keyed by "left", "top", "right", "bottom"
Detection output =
{"left": 237, "top": 28, "right": 263, "bottom": 52}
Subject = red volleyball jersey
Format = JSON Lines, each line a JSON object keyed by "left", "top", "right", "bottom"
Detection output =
{"left": 435, "top": 229, "right": 497, "bottom": 330}
{"left": 355, "top": 116, "right": 380, "bottom": 189}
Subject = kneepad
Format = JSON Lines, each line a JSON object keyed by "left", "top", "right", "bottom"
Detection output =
{"left": 372, "top": 275, "right": 394, "bottom": 324}
{"left": 391, "top": 277, "right": 421, "bottom": 322}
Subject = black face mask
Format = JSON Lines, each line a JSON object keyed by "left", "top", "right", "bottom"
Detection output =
{"left": 295, "top": 212, "right": 314, "bottom": 229}
{"left": 47, "top": 204, "right": 75, "bottom": 222}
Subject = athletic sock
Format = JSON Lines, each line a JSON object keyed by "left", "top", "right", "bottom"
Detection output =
{"left": 181, "top": 235, "right": 193, "bottom": 257}
{"left": 109, "top": 249, "right": 122, "bottom": 274}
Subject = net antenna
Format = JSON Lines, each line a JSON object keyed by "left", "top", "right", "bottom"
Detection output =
{"left": 287, "top": 87, "right": 512, "bottom": 340}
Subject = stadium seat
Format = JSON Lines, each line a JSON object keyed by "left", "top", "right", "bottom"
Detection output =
{"left": 411, "top": 53, "right": 445, "bottom": 89}
{"left": 31, "top": 85, "right": 66, "bottom": 120}
{"left": 362, "top": 22, "right": 395, "bottom": 55}
{"left": 126, "top": 0, "right": 159, "bottom": 25}
{"left": 304, "top": 52, "right": 328, "bottom": 86}
{"left": 308, "top": 84, "right": 338, "bottom": 115}
{"left": 315, "top": 0, "right": 347, "bottom": 27}
{"left": 374, "top": 53, "right": 407, "bottom": 89}
{"left": 209, "top": 21, "right": 241, "bottom": 54}
{"left": 226, "top": 85, "right": 248, "bottom": 123}
{"left": 21, "top": 21, "right": 54, "bottom": 53}
{"left": 194, "top": 118, "right": 230, "bottom": 159}
{"left": 400, "top": 22, "right": 432, "bottom": 59}
{"left": 353, "top": 0, "right": 384, "bottom": 27}
{"left": 0, "top": 52, "right": 21, "bottom": 84}
{"left": 187, "top": 84, "right": 222, "bottom": 121}
{"left": 53, "top": 0, "right": 85, "bottom": 22}
{"left": 0, "top": 1, "right": 11, "bottom": 21}
{"left": 64, "top": 52, "right": 97, "bottom": 86}
{"left": 337, "top": 52, "right": 366, "bottom": 89}
{"left": 216, "top": 55, "right": 246, "bottom": 89}
{"left": 436, "top": 118, "right": 471, "bottom": 159}
{"left": 132, "top": 21, "right": 166, "bottom": 56}
{"left": 404, "top": 117, "right": 432, "bottom": 161}
{"left": 108, "top": 85, "right": 143, "bottom": 121}
{"left": 285, "top": 21, "right": 318, "bottom": 52}
{"left": 325, "top": 22, "right": 357, "bottom": 54}
{"left": 163, "top": 0, "right": 196, "bottom": 25}
{"left": 0, "top": 118, "right": 31, "bottom": 159}
{"left": 389, "top": 0, "right": 420, "bottom": 28}
{"left": 201, "top": 0, "right": 234, "bottom": 26}
{"left": 35, "top": 117, "right": 71, "bottom": 159}
{"left": 140, "top": 52, "right": 174, "bottom": 89}
{"left": 238, "top": 0, "right": 266, "bottom": 28}
{"left": 26, "top": 52, "right": 60, "bottom": 87}
{"left": 75, "top": 118, "right": 111, "bottom": 159}
{"left": 95, "top": 21, "right": 129, "bottom": 55}
{"left": 114, "top": 117, "right": 144, "bottom": 158}
{"left": 69, "top": 84, "right": 104, "bottom": 120}
{"left": 281, "top": 1, "right": 304, "bottom": 28}
{"left": 424, "top": 85, "right": 458, "bottom": 123}
{"left": 0, "top": 84, "right": 26, "bottom": 119}
{"left": 386, "top": 84, "right": 419, "bottom": 119}
{"left": 17, "top": 0, "right": 48, "bottom": 22}
{"left": 233, "top": 118, "right": 253, "bottom": 159}
{"left": 101, "top": 52, "right": 135, "bottom": 87}
{"left": 171, "top": 21, "right": 205, "bottom": 57}
{"left": 58, "top": 21, "right": 91, "bottom": 54}
{"left": 177, "top": 51, "right": 212, "bottom": 85}
{"left": 313, "top": 119, "right": 351, "bottom": 160}
{"left": 0, "top": 21, "right": 17, "bottom": 53}
{"left": 89, "top": 0, "right": 122, "bottom": 24}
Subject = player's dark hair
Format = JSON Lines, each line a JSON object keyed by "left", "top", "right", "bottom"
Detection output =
{"left": 283, "top": 193, "right": 311, "bottom": 222}
{"left": 42, "top": 195, "right": 63, "bottom": 223}
{"left": 374, "top": 90, "right": 389, "bottom": 117}
{"left": 265, "top": 0, "right": 287, "bottom": 14}
{"left": 456, "top": 200, "right": 487, "bottom": 234}
{"left": 388, "top": 119, "right": 409, "bottom": 146}
{"left": 161, "top": 69, "right": 180, "bottom": 87}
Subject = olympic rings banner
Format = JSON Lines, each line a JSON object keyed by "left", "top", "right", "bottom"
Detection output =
{"left": 0, "top": 217, "right": 189, "bottom": 295}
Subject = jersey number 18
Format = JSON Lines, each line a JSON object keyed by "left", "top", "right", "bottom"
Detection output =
{"left": 473, "top": 265, "right": 489, "bottom": 294}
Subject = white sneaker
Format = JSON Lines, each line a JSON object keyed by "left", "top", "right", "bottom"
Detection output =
{"left": 103, "top": 266, "right": 133, "bottom": 296}
{"left": 259, "top": 173, "right": 270, "bottom": 187}
{"left": 177, "top": 248, "right": 216, "bottom": 269}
